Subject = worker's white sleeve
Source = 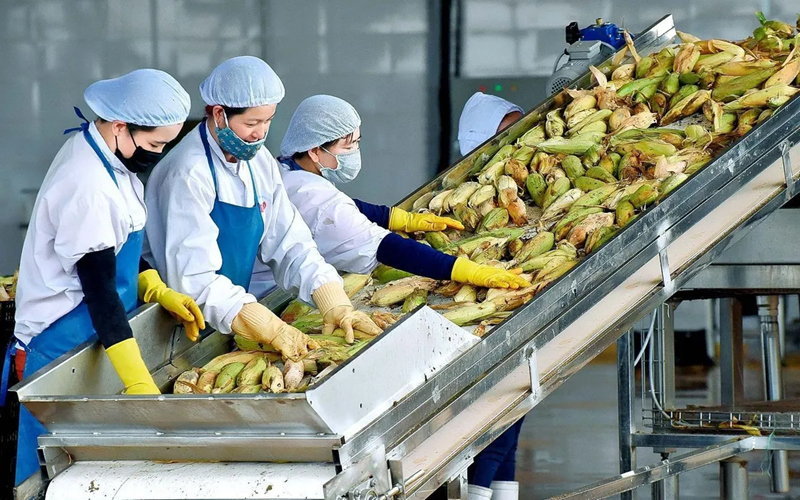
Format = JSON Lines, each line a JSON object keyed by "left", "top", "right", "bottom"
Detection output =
{"left": 259, "top": 159, "right": 342, "bottom": 305}
{"left": 155, "top": 172, "right": 254, "bottom": 334}
{"left": 311, "top": 195, "right": 390, "bottom": 275}
{"left": 51, "top": 189, "right": 127, "bottom": 270}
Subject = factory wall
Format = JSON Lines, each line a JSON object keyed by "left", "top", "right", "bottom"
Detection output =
{"left": 0, "top": 0, "right": 437, "bottom": 274}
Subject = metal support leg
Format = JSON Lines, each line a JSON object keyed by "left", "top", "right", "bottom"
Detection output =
{"left": 778, "top": 295, "right": 786, "bottom": 362}
{"left": 652, "top": 304, "right": 676, "bottom": 454}
{"left": 757, "top": 295, "right": 789, "bottom": 493}
{"left": 617, "top": 331, "right": 635, "bottom": 500}
{"left": 719, "top": 298, "right": 744, "bottom": 407}
{"left": 705, "top": 299, "right": 717, "bottom": 362}
{"left": 720, "top": 458, "right": 748, "bottom": 500}
{"left": 446, "top": 471, "right": 467, "bottom": 500}
{"left": 651, "top": 453, "right": 679, "bottom": 500}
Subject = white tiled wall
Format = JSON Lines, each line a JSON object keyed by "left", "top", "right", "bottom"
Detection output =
{"left": 0, "top": 0, "right": 434, "bottom": 274}
{"left": 460, "top": 0, "right": 798, "bottom": 77}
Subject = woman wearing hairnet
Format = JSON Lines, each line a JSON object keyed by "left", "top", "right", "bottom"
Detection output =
{"left": 144, "top": 57, "right": 381, "bottom": 360}
{"left": 8, "top": 69, "right": 203, "bottom": 488}
{"left": 459, "top": 91, "right": 526, "bottom": 500}
{"left": 247, "top": 94, "right": 528, "bottom": 310}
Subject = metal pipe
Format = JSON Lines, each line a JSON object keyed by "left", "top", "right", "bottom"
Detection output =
{"left": 617, "top": 331, "right": 635, "bottom": 500}
{"left": 719, "top": 298, "right": 744, "bottom": 407}
{"left": 651, "top": 456, "right": 679, "bottom": 500}
{"left": 719, "top": 458, "right": 748, "bottom": 500}
{"left": 757, "top": 295, "right": 789, "bottom": 493}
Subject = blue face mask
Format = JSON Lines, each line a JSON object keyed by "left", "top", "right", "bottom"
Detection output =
{"left": 215, "top": 111, "right": 266, "bottom": 161}
{"left": 318, "top": 147, "right": 361, "bottom": 184}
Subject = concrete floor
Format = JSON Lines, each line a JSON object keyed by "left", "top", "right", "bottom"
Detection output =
{"left": 517, "top": 359, "right": 800, "bottom": 499}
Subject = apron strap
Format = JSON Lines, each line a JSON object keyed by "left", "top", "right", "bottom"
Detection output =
{"left": 199, "top": 122, "right": 261, "bottom": 206}
{"left": 198, "top": 121, "right": 221, "bottom": 199}
{"left": 63, "top": 106, "right": 90, "bottom": 135}
{"left": 0, "top": 340, "right": 17, "bottom": 406}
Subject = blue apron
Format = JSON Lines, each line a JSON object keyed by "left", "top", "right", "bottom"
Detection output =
{"left": 11, "top": 117, "right": 144, "bottom": 486}
{"left": 199, "top": 123, "right": 264, "bottom": 289}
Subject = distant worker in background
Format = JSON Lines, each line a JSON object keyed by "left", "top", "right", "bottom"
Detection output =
{"left": 143, "top": 57, "right": 382, "bottom": 360}
{"left": 459, "top": 91, "right": 525, "bottom": 500}
{"left": 8, "top": 69, "right": 203, "bottom": 490}
{"left": 245, "top": 94, "right": 530, "bottom": 300}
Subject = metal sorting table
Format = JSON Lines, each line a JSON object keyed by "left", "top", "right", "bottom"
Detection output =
{"left": 14, "top": 13, "right": 800, "bottom": 500}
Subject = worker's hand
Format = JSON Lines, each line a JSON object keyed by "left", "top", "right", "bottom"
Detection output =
{"left": 451, "top": 258, "right": 531, "bottom": 289}
{"left": 105, "top": 338, "right": 160, "bottom": 395}
{"left": 312, "top": 282, "right": 383, "bottom": 343}
{"left": 388, "top": 207, "right": 464, "bottom": 233}
{"left": 232, "top": 302, "right": 315, "bottom": 360}
{"left": 139, "top": 269, "right": 205, "bottom": 341}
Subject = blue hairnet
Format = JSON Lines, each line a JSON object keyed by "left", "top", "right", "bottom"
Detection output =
{"left": 457, "top": 92, "right": 523, "bottom": 155}
{"left": 280, "top": 95, "right": 361, "bottom": 157}
{"left": 200, "top": 56, "right": 285, "bottom": 108}
{"left": 84, "top": 69, "right": 190, "bottom": 127}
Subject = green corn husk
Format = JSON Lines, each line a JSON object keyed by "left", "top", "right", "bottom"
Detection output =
{"left": 660, "top": 72, "right": 681, "bottom": 95}
{"left": 650, "top": 92, "right": 668, "bottom": 119}
{"left": 237, "top": 357, "right": 268, "bottom": 387}
{"left": 515, "top": 231, "right": 555, "bottom": 263}
{"left": 571, "top": 183, "right": 619, "bottom": 210}
{"left": 679, "top": 72, "right": 700, "bottom": 85}
{"left": 453, "top": 204, "right": 481, "bottom": 233}
{"left": 585, "top": 226, "right": 619, "bottom": 254}
{"left": 574, "top": 176, "right": 607, "bottom": 191}
{"left": 372, "top": 264, "right": 414, "bottom": 284}
{"left": 615, "top": 200, "right": 636, "bottom": 227}
{"left": 291, "top": 312, "right": 324, "bottom": 334}
{"left": 614, "top": 139, "right": 677, "bottom": 158}
{"left": 658, "top": 173, "right": 689, "bottom": 200}
{"left": 526, "top": 172, "right": 547, "bottom": 207}
{"left": 617, "top": 75, "right": 667, "bottom": 97}
{"left": 694, "top": 52, "right": 735, "bottom": 74}
{"left": 542, "top": 177, "right": 571, "bottom": 210}
{"left": 628, "top": 185, "right": 659, "bottom": 209}
{"left": 472, "top": 241, "right": 505, "bottom": 264}
{"left": 402, "top": 289, "right": 428, "bottom": 313}
{"left": 537, "top": 137, "right": 599, "bottom": 155}
{"left": 507, "top": 238, "right": 524, "bottom": 257}
{"left": 635, "top": 55, "right": 656, "bottom": 79}
{"left": 518, "top": 123, "right": 547, "bottom": 147}
{"left": 425, "top": 231, "right": 451, "bottom": 250}
{"left": 585, "top": 166, "right": 617, "bottom": 184}
{"left": 711, "top": 67, "right": 780, "bottom": 101}
{"left": 477, "top": 207, "right": 510, "bottom": 233}
{"left": 553, "top": 207, "right": 604, "bottom": 240}
{"left": 735, "top": 108, "right": 762, "bottom": 136}
{"left": 669, "top": 84, "right": 699, "bottom": 109}
{"left": 717, "top": 112, "right": 737, "bottom": 134}
{"left": 632, "top": 84, "right": 659, "bottom": 104}
{"left": 581, "top": 143, "right": 604, "bottom": 168}
{"left": 511, "top": 145, "right": 536, "bottom": 165}
{"left": 280, "top": 300, "right": 314, "bottom": 324}
{"left": 213, "top": 362, "right": 246, "bottom": 394}
{"left": 561, "top": 155, "right": 585, "bottom": 182}
{"left": 485, "top": 145, "right": 517, "bottom": 169}
{"left": 545, "top": 109, "right": 567, "bottom": 138}
{"left": 443, "top": 302, "right": 498, "bottom": 327}
{"left": 568, "top": 109, "right": 613, "bottom": 136}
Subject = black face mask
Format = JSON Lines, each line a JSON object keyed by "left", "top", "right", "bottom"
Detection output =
{"left": 115, "top": 129, "right": 164, "bottom": 174}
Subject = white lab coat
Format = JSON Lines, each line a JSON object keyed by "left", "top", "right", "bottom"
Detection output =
{"left": 143, "top": 122, "right": 341, "bottom": 334}
{"left": 248, "top": 162, "right": 390, "bottom": 295}
{"left": 14, "top": 122, "right": 147, "bottom": 346}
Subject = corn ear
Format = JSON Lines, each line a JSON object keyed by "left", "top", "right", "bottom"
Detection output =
{"left": 443, "top": 302, "right": 498, "bottom": 326}
{"left": 447, "top": 182, "right": 482, "bottom": 210}
{"left": 237, "top": 357, "right": 267, "bottom": 387}
{"left": 564, "top": 95, "right": 597, "bottom": 120}
{"left": 505, "top": 159, "right": 529, "bottom": 187}
{"left": 612, "top": 63, "right": 635, "bottom": 81}
{"left": 506, "top": 197, "right": 529, "bottom": 226}
{"left": 343, "top": 273, "right": 371, "bottom": 298}
{"left": 262, "top": 364, "right": 285, "bottom": 393}
{"left": 412, "top": 192, "right": 437, "bottom": 211}
{"left": 372, "top": 264, "right": 414, "bottom": 284}
{"left": 477, "top": 207, "right": 510, "bottom": 233}
{"left": 515, "top": 231, "right": 555, "bottom": 263}
{"left": 674, "top": 44, "right": 701, "bottom": 74}
{"left": 712, "top": 67, "right": 780, "bottom": 101}
{"left": 454, "top": 285, "right": 477, "bottom": 303}
{"left": 585, "top": 226, "right": 619, "bottom": 254}
{"left": 428, "top": 189, "right": 454, "bottom": 214}
{"left": 402, "top": 289, "right": 428, "bottom": 313}
{"left": 425, "top": 231, "right": 451, "bottom": 250}
{"left": 723, "top": 85, "right": 799, "bottom": 111}
{"left": 574, "top": 176, "right": 608, "bottom": 192}
{"left": 174, "top": 369, "right": 201, "bottom": 395}
{"left": 512, "top": 145, "right": 535, "bottom": 165}
{"left": 202, "top": 351, "right": 265, "bottom": 373}
{"left": 658, "top": 173, "right": 689, "bottom": 200}
{"left": 477, "top": 161, "right": 507, "bottom": 186}
{"left": 566, "top": 212, "right": 615, "bottom": 248}
{"left": 213, "top": 362, "right": 246, "bottom": 393}
{"left": 453, "top": 204, "right": 481, "bottom": 233}
{"left": 542, "top": 177, "right": 572, "bottom": 210}
{"left": 371, "top": 277, "right": 438, "bottom": 306}
{"left": 526, "top": 173, "right": 547, "bottom": 207}
{"left": 291, "top": 311, "right": 324, "bottom": 334}
{"left": 628, "top": 185, "right": 659, "bottom": 209}
{"left": 553, "top": 207, "right": 604, "bottom": 240}
{"left": 280, "top": 300, "right": 314, "bottom": 324}
{"left": 571, "top": 183, "right": 618, "bottom": 210}
{"left": 618, "top": 75, "right": 666, "bottom": 97}
{"left": 519, "top": 123, "right": 547, "bottom": 147}
{"left": 546, "top": 109, "right": 567, "bottom": 137}
{"left": 585, "top": 166, "right": 617, "bottom": 184}
{"left": 537, "top": 137, "right": 599, "bottom": 155}
{"left": 468, "top": 184, "right": 496, "bottom": 208}
{"left": 197, "top": 371, "right": 218, "bottom": 394}
{"left": 561, "top": 155, "right": 585, "bottom": 182}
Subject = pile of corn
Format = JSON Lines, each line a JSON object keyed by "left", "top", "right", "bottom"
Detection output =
{"left": 172, "top": 13, "right": 800, "bottom": 393}
{"left": 0, "top": 271, "right": 18, "bottom": 302}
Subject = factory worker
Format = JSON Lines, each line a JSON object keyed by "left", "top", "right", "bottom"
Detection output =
{"left": 7, "top": 69, "right": 202, "bottom": 489}
{"left": 459, "top": 91, "right": 525, "bottom": 500}
{"left": 247, "top": 94, "right": 529, "bottom": 299}
{"left": 143, "top": 57, "right": 381, "bottom": 359}
{"left": 458, "top": 91, "right": 524, "bottom": 156}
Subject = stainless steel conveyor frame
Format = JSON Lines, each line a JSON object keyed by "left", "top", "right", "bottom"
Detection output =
{"left": 13, "top": 14, "right": 800, "bottom": 500}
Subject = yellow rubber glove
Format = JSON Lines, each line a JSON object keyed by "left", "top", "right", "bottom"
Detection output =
{"left": 138, "top": 269, "right": 206, "bottom": 341}
{"left": 232, "top": 302, "right": 316, "bottom": 361}
{"left": 312, "top": 282, "right": 383, "bottom": 343}
{"left": 451, "top": 258, "right": 531, "bottom": 289}
{"left": 388, "top": 207, "right": 464, "bottom": 233}
{"left": 105, "top": 338, "right": 160, "bottom": 395}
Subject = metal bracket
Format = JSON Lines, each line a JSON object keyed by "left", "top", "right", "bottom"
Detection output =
{"left": 657, "top": 242, "right": 672, "bottom": 291}
{"left": 780, "top": 140, "right": 795, "bottom": 202}
{"left": 527, "top": 347, "right": 540, "bottom": 398}
{"left": 324, "top": 446, "right": 392, "bottom": 500}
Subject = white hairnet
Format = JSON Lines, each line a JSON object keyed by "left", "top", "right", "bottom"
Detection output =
{"left": 200, "top": 56, "right": 285, "bottom": 108}
{"left": 84, "top": 69, "right": 190, "bottom": 127}
{"left": 457, "top": 92, "right": 523, "bottom": 155}
{"left": 280, "top": 95, "right": 361, "bottom": 157}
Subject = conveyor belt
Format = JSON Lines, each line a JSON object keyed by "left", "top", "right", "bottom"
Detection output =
{"left": 16, "top": 13, "right": 800, "bottom": 500}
